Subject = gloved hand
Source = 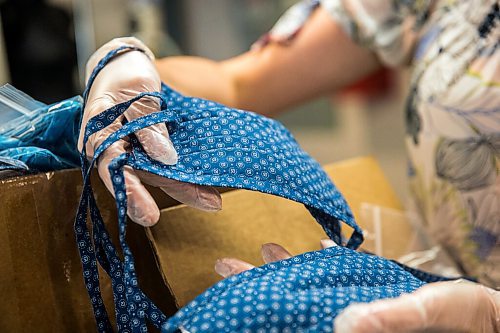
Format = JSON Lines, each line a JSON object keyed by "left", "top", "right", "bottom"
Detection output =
{"left": 335, "top": 279, "right": 500, "bottom": 333}
{"left": 78, "top": 37, "right": 221, "bottom": 226}
{"left": 214, "top": 240, "right": 500, "bottom": 333}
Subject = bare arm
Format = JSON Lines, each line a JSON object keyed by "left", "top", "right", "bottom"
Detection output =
{"left": 155, "top": 8, "right": 381, "bottom": 116}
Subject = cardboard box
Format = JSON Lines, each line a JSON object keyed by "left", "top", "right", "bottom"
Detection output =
{"left": 147, "top": 156, "right": 411, "bottom": 307}
{"left": 0, "top": 170, "right": 175, "bottom": 332}
{"left": 0, "top": 156, "right": 412, "bottom": 331}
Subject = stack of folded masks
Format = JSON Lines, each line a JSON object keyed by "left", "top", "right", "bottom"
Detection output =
{"left": 0, "top": 84, "right": 81, "bottom": 177}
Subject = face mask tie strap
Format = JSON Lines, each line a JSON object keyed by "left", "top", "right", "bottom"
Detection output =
{"left": 77, "top": 50, "right": 174, "bottom": 330}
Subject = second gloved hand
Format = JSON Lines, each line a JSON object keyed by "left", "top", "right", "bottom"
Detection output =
{"left": 334, "top": 279, "right": 500, "bottom": 333}
{"left": 78, "top": 37, "right": 221, "bottom": 226}
{"left": 214, "top": 241, "right": 500, "bottom": 333}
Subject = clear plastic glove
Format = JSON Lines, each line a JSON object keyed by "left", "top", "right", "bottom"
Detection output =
{"left": 214, "top": 239, "right": 337, "bottom": 278}
{"left": 335, "top": 279, "right": 500, "bottom": 333}
{"left": 214, "top": 240, "right": 500, "bottom": 333}
{"left": 78, "top": 37, "right": 221, "bottom": 226}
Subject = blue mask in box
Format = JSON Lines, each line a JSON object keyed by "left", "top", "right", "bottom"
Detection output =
{"left": 76, "top": 46, "right": 450, "bottom": 333}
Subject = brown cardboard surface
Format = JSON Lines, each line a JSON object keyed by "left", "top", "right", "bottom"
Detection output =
{"left": 147, "top": 156, "right": 412, "bottom": 307}
{"left": 324, "top": 158, "right": 412, "bottom": 259}
{"left": 322, "top": 157, "right": 403, "bottom": 223}
{"left": 0, "top": 156, "right": 413, "bottom": 331}
{"left": 0, "top": 169, "right": 174, "bottom": 332}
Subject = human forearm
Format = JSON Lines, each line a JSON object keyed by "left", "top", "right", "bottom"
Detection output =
{"left": 156, "top": 8, "right": 382, "bottom": 116}
{"left": 155, "top": 56, "right": 238, "bottom": 108}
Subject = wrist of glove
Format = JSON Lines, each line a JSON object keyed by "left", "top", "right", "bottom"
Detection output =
{"left": 78, "top": 37, "right": 221, "bottom": 227}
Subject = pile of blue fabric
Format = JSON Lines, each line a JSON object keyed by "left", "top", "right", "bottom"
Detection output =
{"left": 0, "top": 85, "right": 82, "bottom": 176}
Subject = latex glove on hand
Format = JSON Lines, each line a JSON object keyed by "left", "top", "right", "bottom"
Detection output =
{"left": 214, "top": 241, "right": 500, "bottom": 333}
{"left": 335, "top": 279, "right": 500, "bottom": 333}
{"left": 78, "top": 37, "right": 221, "bottom": 226}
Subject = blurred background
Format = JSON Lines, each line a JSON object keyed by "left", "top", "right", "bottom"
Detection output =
{"left": 0, "top": 0, "right": 409, "bottom": 200}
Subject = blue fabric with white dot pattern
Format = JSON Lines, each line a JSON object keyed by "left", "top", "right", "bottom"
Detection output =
{"left": 163, "top": 246, "right": 426, "bottom": 333}
{"left": 75, "top": 46, "right": 448, "bottom": 332}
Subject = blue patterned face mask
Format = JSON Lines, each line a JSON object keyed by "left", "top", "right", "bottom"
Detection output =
{"left": 75, "top": 46, "right": 449, "bottom": 332}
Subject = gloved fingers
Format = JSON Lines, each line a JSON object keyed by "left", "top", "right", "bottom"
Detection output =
{"left": 159, "top": 182, "right": 222, "bottom": 212}
{"left": 121, "top": 165, "right": 161, "bottom": 226}
{"left": 97, "top": 141, "right": 160, "bottom": 227}
{"left": 80, "top": 113, "right": 123, "bottom": 159}
{"left": 80, "top": 50, "right": 163, "bottom": 159}
{"left": 261, "top": 243, "right": 292, "bottom": 263}
{"left": 123, "top": 97, "right": 178, "bottom": 165}
{"left": 215, "top": 258, "right": 255, "bottom": 278}
{"left": 261, "top": 239, "right": 337, "bottom": 264}
{"left": 334, "top": 281, "right": 500, "bottom": 333}
{"left": 320, "top": 238, "right": 338, "bottom": 249}
{"left": 334, "top": 292, "right": 427, "bottom": 333}
{"left": 130, "top": 116, "right": 177, "bottom": 165}
{"left": 136, "top": 170, "right": 222, "bottom": 211}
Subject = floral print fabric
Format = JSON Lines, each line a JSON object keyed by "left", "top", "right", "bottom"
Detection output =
{"left": 267, "top": 0, "right": 499, "bottom": 287}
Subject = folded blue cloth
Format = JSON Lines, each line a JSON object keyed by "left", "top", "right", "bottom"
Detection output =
{"left": 0, "top": 96, "right": 81, "bottom": 172}
{"left": 0, "top": 155, "right": 28, "bottom": 171}
{"left": 163, "top": 246, "right": 435, "bottom": 333}
{"left": 75, "top": 46, "right": 449, "bottom": 333}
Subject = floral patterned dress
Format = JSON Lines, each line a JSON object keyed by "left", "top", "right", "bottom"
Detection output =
{"left": 257, "top": 0, "right": 500, "bottom": 287}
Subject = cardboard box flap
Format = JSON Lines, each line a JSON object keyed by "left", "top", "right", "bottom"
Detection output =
{"left": 147, "top": 156, "right": 410, "bottom": 307}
